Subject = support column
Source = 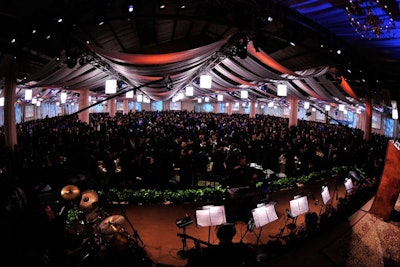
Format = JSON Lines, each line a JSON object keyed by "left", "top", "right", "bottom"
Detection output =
{"left": 289, "top": 95, "right": 298, "bottom": 128}
{"left": 213, "top": 102, "right": 219, "bottom": 114}
{"left": 123, "top": 99, "right": 129, "bottom": 114}
{"left": 2, "top": 55, "right": 18, "bottom": 150}
{"left": 78, "top": 88, "right": 90, "bottom": 124}
{"left": 227, "top": 102, "right": 233, "bottom": 116}
{"left": 249, "top": 100, "right": 256, "bottom": 118}
{"left": 364, "top": 95, "right": 372, "bottom": 141}
{"left": 370, "top": 141, "right": 400, "bottom": 221}
{"left": 394, "top": 118, "right": 399, "bottom": 139}
{"left": 109, "top": 98, "right": 116, "bottom": 117}
{"left": 163, "top": 100, "right": 170, "bottom": 111}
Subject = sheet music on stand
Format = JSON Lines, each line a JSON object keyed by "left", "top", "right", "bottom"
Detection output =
{"left": 344, "top": 178, "right": 353, "bottom": 192}
{"left": 321, "top": 185, "right": 331, "bottom": 205}
{"left": 251, "top": 203, "right": 278, "bottom": 228}
{"left": 195, "top": 205, "right": 227, "bottom": 227}
{"left": 289, "top": 195, "right": 309, "bottom": 217}
{"left": 391, "top": 139, "right": 400, "bottom": 150}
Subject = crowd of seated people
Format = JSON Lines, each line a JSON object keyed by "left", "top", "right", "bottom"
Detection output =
{"left": 0, "top": 110, "right": 389, "bottom": 265}
{"left": 0, "top": 110, "right": 389, "bottom": 196}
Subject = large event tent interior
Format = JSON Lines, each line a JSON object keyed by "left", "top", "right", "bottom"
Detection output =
{"left": 1, "top": 1, "right": 400, "bottom": 267}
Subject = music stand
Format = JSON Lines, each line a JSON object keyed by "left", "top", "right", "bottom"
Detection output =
{"left": 195, "top": 205, "right": 226, "bottom": 243}
{"left": 344, "top": 177, "right": 353, "bottom": 197}
{"left": 289, "top": 195, "right": 309, "bottom": 217}
{"left": 251, "top": 203, "right": 278, "bottom": 249}
{"left": 319, "top": 185, "right": 331, "bottom": 216}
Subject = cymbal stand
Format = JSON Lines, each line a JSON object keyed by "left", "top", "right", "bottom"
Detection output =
{"left": 115, "top": 201, "right": 144, "bottom": 245}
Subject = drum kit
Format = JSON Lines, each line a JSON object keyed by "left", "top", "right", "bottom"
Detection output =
{"left": 60, "top": 184, "right": 146, "bottom": 265}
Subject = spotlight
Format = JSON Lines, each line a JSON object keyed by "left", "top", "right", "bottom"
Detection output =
{"left": 78, "top": 56, "right": 87, "bottom": 66}
{"left": 235, "top": 38, "right": 248, "bottom": 59}
{"left": 166, "top": 76, "right": 173, "bottom": 90}
{"left": 66, "top": 56, "right": 77, "bottom": 68}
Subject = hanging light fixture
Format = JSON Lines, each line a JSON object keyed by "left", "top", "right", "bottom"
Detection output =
{"left": 185, "top": 86, "right": 194, "bottom": 96}
{"left": 346, "top": 0, "right": 396, "bottom": 39}
{"left": 217, "top": 94, "right": 223, "bottom": 101}
{"left": 204, "top": 96, "right": 210, "bottom": 102}
{"left": 277, "top": 84, "right": 287, "bottom": 97}
{"left": 126, "top": 90, "right": 134, "bottom": 99}
{"left": 25, "top": 89, "right": 33, "bottom": 100}
{"left": 240, "top": 90, "right": 248, "bottom": 99}
{"left": 137, "top": 94, "right": 143, "bottom": 102}
{"left": 0, "top": 97, "right": 4, "bottom": 107}
{"left": 61, "top": 92, "right": 67, "bottom": 104}
{"left": 392, "top": 109, "right": 399, "bottom": 120}
{"left": 325, "top": 104, "right": 331, "bottom": 111}
{"left": 200, "top": 75, "right": 212, "bottom": 89}
{"left": 105, "top": 79, "right": 117, "bottom": 94}
{"left": 339, "top": 104, "right": 345, "bottom": 111}
{"left": 303, "top": 101, "right": 310, "bottom": 109}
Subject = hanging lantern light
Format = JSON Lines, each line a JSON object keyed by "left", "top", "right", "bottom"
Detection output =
{"left": 393, "top": 109, "right": 399, "bottom": 120}
{"left": 105, "top": 79, "right": 117, "bottom": 94}
{"left": 126, "top": 90, "right": 134, "bottom": 98}
{"left": 61, "top": 92, "right": 67, "bottom": 104}
{"left": 277, "top": 84, "right": 287, "bottom": 96}
{"left": 185, "top": 86, "right": 194, "bottom": 96}
{"left": 25, "top": 89, "right": 33, "bottom": 100}
{"left": 199, "top": 75, "right": 212, "bottom": 89}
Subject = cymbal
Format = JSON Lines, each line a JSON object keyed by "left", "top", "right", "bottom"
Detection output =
{"left": 79, "top": 190, "right": 99, "bottom": 210}
{"left": 99, "top": 215, "right": 126, "bottom": 235}
{"left": 61, "top": 185, "right": 81, "bottom": 201}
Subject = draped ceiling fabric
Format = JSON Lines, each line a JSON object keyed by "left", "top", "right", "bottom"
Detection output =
{"left": 23, "top": 37, "right": 361, "bottom": 107}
